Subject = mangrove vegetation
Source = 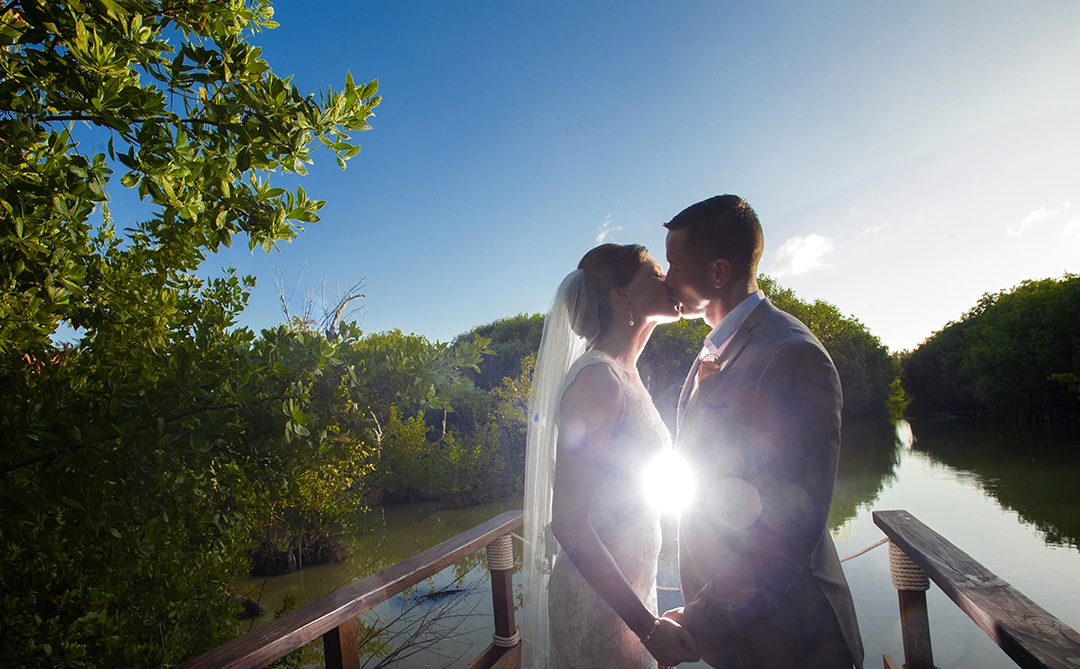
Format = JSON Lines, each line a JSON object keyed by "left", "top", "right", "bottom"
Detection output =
{"left": 902, "top": 274, "right": 1080, "bottom": 420}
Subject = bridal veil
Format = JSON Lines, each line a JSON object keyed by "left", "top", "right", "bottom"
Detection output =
{"left": 520, "top": 268, "right": 598, "bottom": 668}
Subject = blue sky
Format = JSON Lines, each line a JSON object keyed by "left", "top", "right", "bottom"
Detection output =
{"left": 189, "top": 1, "right": 1079, "bottom": 351}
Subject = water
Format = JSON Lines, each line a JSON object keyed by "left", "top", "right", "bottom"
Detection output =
{"left": 841, "top": 418, "right": 1080, "bottom": 669}
{"left": 237, "top": 417, "right": 1080, "bottom": 668}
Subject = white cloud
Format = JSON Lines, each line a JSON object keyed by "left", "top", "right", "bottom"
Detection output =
{"left": 858, "top": 222, "right": 890, "bottom": 239}
{"left": 1008, "top": 201, "right": 1072, "bottom": 235}
{"left": 595, "top": 214, "right": 622, "bottom": 244}
{"left": 1009, "top": 206, "right": 1051, "bottom": 235}
{"left": 1063, "top": 216, "right": 1080, "bottom": 238}
{"left": 770, "top": 234, "right": 834, "bottom": 277}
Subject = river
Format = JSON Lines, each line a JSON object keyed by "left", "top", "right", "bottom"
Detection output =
{"left": 237, "top": 417, "right": 1080, "bottom": 668}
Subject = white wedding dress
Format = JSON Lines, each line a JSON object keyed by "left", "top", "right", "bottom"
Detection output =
{"left": 547, "top": 349, "right": 670, "bottom": 669}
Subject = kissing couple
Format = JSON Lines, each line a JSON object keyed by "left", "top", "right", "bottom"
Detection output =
{"left": 519, "top": 195, "right": 865, "bottom": 669}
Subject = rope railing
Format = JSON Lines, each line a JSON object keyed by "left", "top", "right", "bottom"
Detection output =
{"left": 653, "top": 535, "right": 888, "bottom": 593}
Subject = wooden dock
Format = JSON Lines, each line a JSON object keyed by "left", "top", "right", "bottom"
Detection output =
{"left": 177, "top": 509, "right": 1080, "bottom": 669}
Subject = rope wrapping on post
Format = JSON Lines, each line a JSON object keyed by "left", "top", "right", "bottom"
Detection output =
{"left": 889, "top": 541, "right": 930, "bottom": 591}
{"left": 486, "top": 534, "right": 514, "bottom": 572}
{"left": 493, "top": 628, "right": 521, "bottom": 648}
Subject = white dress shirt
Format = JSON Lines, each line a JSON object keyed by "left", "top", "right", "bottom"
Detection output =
{"left": 699, "top": 290, "right": 766, "bottom": 361}
{"left": 680, "top": 291, "right": 767, "bottom": 417}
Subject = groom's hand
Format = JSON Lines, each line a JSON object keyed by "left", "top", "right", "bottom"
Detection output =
{"left": 644, "top": 616, "right": 699, "bottom": 666}
{"left": 661, "top": 607, "right": 688, "bottom": 628}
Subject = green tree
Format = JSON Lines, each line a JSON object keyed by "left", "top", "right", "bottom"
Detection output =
{"left": 903, "top": 275, "right": 1080, "bottom": 420}
{"left": 490, "top": 352, "right": 535, "bottom": 495}
{"left": 349, "top": 328, "right": 495, "bottom": 504}
{"left": 460, "top": 313, "right": 544, "bottom": 390}
{"left": 452, "top": 314, "right": 544, "bottom": 496}
{"left": 0, "top": 1, "right": 380, "bottom": 663}
{"left": 760, "top": 276, "right": 897, "bottom": 417}
{"left": 900, "top": 317, "right": 982, "bottom": 414}
{"left": 240, "top": 323, "right": 492, "bottom": 569}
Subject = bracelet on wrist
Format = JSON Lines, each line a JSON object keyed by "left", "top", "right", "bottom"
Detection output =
{"left": 640, "top": 616, "right": 661, "bottom": 644}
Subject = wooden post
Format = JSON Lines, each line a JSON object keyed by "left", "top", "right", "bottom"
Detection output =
{"left": 492, "top": 563, "right": 516, "bottom": 641}
{"left": 898, "top": 589, "right": 934, "bottom": 669}
{"left": 486, "top": 534, "right": 519, "bottom": 649}
{"left": 323, "top": 620, "right": 361, "bottom": 669}
{"left": 888, "top": 541, "right": 934, "bottom": 669}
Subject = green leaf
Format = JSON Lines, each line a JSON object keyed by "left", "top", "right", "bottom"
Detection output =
{"left": 97, "top": 0, "right": 127, "bottom": 19}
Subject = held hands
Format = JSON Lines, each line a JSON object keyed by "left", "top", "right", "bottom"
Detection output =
{"left": 642, "top": 609, "right": 699, "bottom": 666}
{"left": 661, "top": 607, "right": 688, "bottom": 627}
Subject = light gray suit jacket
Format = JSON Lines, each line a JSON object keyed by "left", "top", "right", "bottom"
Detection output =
{"left": 676, "top": 299, "right": 864, "bottom": 668}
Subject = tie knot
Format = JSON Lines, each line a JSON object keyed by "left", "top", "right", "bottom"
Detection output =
{"left": 696, "top": 354, "right": 724, "bottom": 383}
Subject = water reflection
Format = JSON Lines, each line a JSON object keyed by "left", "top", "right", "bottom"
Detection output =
{"left": 232, "top": 417, "right": 1080, "bottom": 669}
{"left": 828, "top": 418, "right": 901, "bottom": 531}
{"left": 909, "top": 418, "right": 1080, "bottom": 549}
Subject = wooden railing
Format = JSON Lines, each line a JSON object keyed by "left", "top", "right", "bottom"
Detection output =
{"left": 179, "top": 507, "right": 1080, "bottom": 669}
{"left": 874, "top": 510, "right": 1080, "bottom": 669}
{"left": 178, "top": 509, "right": 524, "bottom": 669}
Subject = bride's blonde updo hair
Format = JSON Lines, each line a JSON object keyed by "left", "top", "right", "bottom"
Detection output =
{"left": 571, "top": 243, "right": 649, "bottom": 343}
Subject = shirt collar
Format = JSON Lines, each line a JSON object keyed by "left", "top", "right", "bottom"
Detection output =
{"left": 701, "top": 290, "right": 766, "bottom": 358}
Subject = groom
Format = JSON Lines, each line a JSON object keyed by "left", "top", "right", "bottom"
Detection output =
{"left": 661, "top": 195, "right": 864, "bottom": 668}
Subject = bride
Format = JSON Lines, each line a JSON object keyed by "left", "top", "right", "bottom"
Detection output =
{"left": 521, "top": 243, "right": 700, "bottom": 669}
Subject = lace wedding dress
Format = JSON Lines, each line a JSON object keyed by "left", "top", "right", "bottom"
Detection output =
{"left": 547, "top": 349, "right": 670, "bottom": 669}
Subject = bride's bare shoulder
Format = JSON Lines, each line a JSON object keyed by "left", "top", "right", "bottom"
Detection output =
{"left": 560, "top": 362, "right": 623, "bottom": 432}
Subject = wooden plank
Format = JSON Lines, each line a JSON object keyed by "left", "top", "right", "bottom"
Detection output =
{"left": 490, "top": 643, "right": 521, "bottom": 669}
{"left": 464, "top": 644, "right": 503, "bottom": 669}
{"left": 179, "top": 510, "right": 524, "bottom": 669}
{"left": 463, "top": 643, "right": 521, "bottom": 669}
{"left": 874, "top": 510, "right": 1080, "bottom": 669}
{"left": 882, "top": 653, "right": 900, "bottom": 669}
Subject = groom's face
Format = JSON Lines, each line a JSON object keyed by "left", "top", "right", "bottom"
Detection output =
{"left": 665, "top": 228, "right": 713, "bottom": 319}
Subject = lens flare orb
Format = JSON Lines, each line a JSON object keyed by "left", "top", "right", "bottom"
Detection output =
{"left": 643, "top": 449, "right": 695, "bottom": 514}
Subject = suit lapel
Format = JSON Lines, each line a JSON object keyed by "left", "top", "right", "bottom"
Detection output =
{"left": 677, "top": 300, "right": 775, "bottom": 430}
{"left": 676, "top": 355, "right": 702, "bottom": 430}
{"left": 709, "top": 301, "right": 768, "bottom": 372}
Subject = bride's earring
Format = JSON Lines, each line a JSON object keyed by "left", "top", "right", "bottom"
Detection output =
{"left": 628, "top": 309, "right": 635, "bottom": 327}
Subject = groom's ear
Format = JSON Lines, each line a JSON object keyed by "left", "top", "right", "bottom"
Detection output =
{"left": 710, "top": 258, "right": 732, "bottom": 289}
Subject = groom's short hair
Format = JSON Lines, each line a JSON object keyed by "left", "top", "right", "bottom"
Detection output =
{"left": 664, "top": 194, "right": 763, "bottom": 281}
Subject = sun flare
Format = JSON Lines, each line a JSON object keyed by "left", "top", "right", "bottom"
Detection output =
{"left": 643, "top": 450, "right": 695, "bottom": 515}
